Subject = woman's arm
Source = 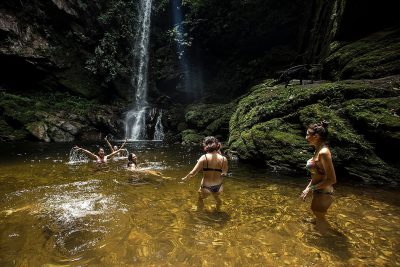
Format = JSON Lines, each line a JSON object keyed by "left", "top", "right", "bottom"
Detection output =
{"left": 182, "top": 156, "right": 204, "bottom": 181}
{"left": 315, "top": 149, "right": 337, "bottom": 189}
{"left": 221, "top": 156, "right": 229, "bottom": 176}
{"left": 300, "top": 180, "right": 312, "bottom": 200}
{"left": 104, "top": 137, "right": 114, "bottom": 152}
{"left": 119, "top": 138, "right": 128, "bottom": 150}
{"left": 106, "top": 148, "right": 123, "bottom": 159}
{"left": 75, "top": 146, "right": 98, "bottom": 160}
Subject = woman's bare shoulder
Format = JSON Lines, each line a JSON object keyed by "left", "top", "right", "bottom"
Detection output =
{"left": 319, "top": 147, "right": 332, "bottom": 159}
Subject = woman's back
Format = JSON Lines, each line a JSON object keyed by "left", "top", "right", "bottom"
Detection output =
{"left": 202, "top": 153, "right": 227, "bottom": 183}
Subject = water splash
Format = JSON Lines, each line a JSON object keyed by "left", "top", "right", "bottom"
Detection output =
{"left": 68, "top": 147, "right": 89, "bottom": 164}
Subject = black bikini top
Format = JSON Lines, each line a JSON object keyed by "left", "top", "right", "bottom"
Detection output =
{"left": 203, "top": 154, "right": 223, "bottom": 172}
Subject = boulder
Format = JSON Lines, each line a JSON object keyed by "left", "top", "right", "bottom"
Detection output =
{"left": 228, "top": 76, "right": 400, "bottom": 183}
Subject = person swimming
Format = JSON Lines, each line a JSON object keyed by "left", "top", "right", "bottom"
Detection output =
{"left": 105, "top": 136, "right": 128, "bottom": 158}
{"left": 182, "top": 136, "right": 228, "bottom": 211}
{"left": 127, "top": 153, "right": 163, "bottom": 177}
{"left": 74, "top": 145, "right": 123, "bottom": 164}
{"left": 127, "top": 153, "right": 138, "bottom": 169}
{"left": 300, "top": 120, "right": 337, "bottom": 233}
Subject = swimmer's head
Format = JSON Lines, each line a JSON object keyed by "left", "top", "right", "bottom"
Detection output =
{"left": 307, "top": 120, "right": 329, "bottom": 143}
{"left": 203, "top": 136, "right": 220, "bottom": 153}
{"left": 128, "top": 153, "right": 137, "bottom": 164}
{"left": 98, "top": 148, "right": 105, "bottom": 157}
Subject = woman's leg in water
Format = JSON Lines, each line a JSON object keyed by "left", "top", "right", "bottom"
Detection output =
{"left": 212, "top": 193, "right": 222, "bottom": 210}
{"left": 197, "top": 188, "right": 210, "bottom": 211}
{"left": 311, "top": 193, "right": 333, "bottom": 233}
{"left": 213, "top": 185, "right": 224, "bottom": 210}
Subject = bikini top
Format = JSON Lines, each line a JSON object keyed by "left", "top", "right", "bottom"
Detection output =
{"left": 203, "top": 154, "right": 223, "bottom": 172}
{"left": 306, "top": 158, "right": 325, "bottom": 175}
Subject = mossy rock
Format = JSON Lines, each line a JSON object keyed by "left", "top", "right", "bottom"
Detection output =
{"left": 26, "top": 121, "right": 51, "bottom": 142}
{"left": 230, "top": 118, "right": 307, "bottom": 169}
{"left": 0, "top": 118, "right": 29, "bottom": 141}
{"left": 343, "top": 97, "right": 400, "bottom": 158}
{"left": 228, "top": 77, "right": 400, "bottom": 182}
{"left": 0, "top": 91, "right": 124, "bottom": 142}
{"left": 324, "top": 29, "right": 400, "bottom": 80}
{"left": 184, "top": 102, "right": 237, "bottom": 140}
{"left": 181, "top": 129, "right": 204, "bottom": 145}
{"left": 298, "top": 103, "right": 395, "bottom": 182}
{"left": 343, "top": 97, "right": 400, "bottom": 133}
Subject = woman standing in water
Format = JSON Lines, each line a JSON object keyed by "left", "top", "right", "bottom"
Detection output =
{"left": 301, "top": 121, "right": 336, "bottom": 233}
{"left": 74, "top": 146, "right": 122, "bottom": 164}
{"left": 182, "top": 136, "right": 228, "bottom": 211}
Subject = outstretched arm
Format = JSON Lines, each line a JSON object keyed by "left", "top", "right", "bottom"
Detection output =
{"left": 106, "top": 148, "right": 123, "bottom": 159}
{"left": 119, "top": 138, "right": 128, "bottom": 150}
{"left": 104, "top": 137, "right": 114, "bottom": 152}
{"left": 182, "top": 156, "right": 204, "bottom": 181}
{"left": 75, "top": 146, "right": 98, "bottom": 160}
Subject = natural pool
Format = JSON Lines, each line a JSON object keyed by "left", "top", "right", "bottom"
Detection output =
{"left": 0, "top": 142, "right": 399, "bottom": 266}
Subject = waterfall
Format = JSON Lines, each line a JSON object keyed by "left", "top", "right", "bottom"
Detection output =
{"left": 124, "top": 0, "right": 153, "bottom": 140}
{"left": 170, "top": 0, "right": 203, "bottom": 100}
{"left": 153, "top": 110, "right": 164, "bottom": 141}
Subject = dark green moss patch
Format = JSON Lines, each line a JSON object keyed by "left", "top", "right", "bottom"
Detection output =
{"left": 228, "top": 76, "right": 400, "bottom": 182}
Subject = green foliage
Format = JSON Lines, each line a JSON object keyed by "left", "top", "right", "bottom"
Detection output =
{"left": 85, "top": 0, "right": 137, "bottom": 83}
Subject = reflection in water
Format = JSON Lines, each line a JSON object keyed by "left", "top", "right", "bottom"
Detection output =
{"left": 0, "top": 142, "right": 399, "bottom": 266}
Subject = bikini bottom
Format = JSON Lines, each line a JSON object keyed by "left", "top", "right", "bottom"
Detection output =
{"left": 313, "top": 189, "right": 334, "bottom": 195}
{"left": 201, "top": 183, "right": 223, "bottom": 193}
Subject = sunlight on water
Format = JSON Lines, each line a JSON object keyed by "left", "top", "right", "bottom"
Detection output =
{"left": 0, "top": 142, "right": 399, "bottom": 266}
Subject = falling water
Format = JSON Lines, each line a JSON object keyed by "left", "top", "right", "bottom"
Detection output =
{"left": 153, "top": 110, "right": 165, "bottom": 140}
{"left": 171, "top": 0, "right": 191, "bottom": 92}
{"left": 170, "top": 0, "right": 203, "bottom": 100}
{"left": 125, "top": 0, "right": 153, "bottom": 140}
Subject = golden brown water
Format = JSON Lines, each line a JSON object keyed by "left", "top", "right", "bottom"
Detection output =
{"left": 0, "top": 142, "right": 399, "bottom": 266}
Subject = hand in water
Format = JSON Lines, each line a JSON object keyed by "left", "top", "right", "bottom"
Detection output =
{"left": 300, "top": 187, "right": 310, "bottom": 201}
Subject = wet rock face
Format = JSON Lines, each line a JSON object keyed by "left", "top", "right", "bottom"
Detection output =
{"left": 0, "top": 0, "right": 108, "bottom": 99}
{"left": 228, "top": 76, "right": 400, "bottom": 183}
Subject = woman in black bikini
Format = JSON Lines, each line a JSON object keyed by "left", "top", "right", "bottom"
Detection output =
{"left": 182, "top": 136, "right": 228, "bottom": 211}
{"left": 301, "top": 121, "right": 336, "bottom": 233}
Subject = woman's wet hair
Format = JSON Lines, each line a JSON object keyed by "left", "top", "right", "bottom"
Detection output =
{"left": 203, "top": 136, "right": 221, "bottom": 153}
{"left": 127, "top": 153, "right": 137, "bottom": 166}
{"left": 308, "top": 120, "right": 329, "bottom": 141}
